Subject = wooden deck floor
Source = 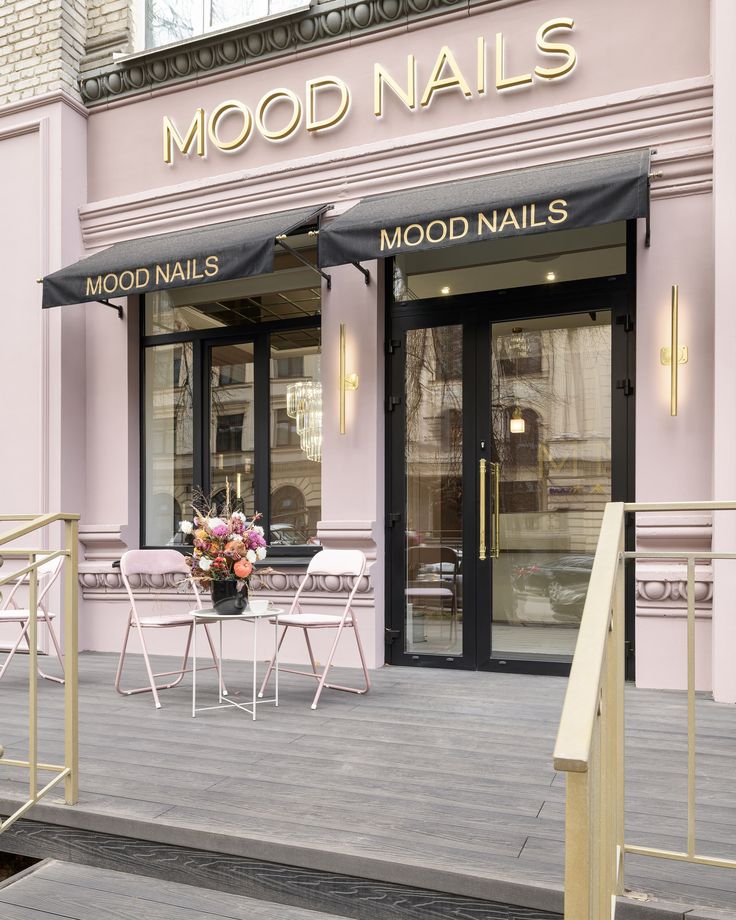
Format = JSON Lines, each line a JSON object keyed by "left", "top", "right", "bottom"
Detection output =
{"left": 0, "top": 860, "right": 350, "bottom": 919}
{"left": 0, "top": 653, "right": 735, "bottom": 916}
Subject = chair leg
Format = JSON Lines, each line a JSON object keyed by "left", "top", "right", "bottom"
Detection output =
{"left": 0, "top": 621, "right": 31, "bottom": 680}
{"left": 351, "top": 617, "right": 372, "bottom": 695}
{"left": 311, "top": 624, "right": 346, "bottom": 711}
{"left": 37, "top": 614, "right": 65, "bottom": 684}
{"left": 137, "top": 625, "right": 164, "bottom": 710}
{"left": 258, "top": 625, "right": 289, "bottom": 698}
{"left": 114, "top": 616, "right": 134, "bottom": 696}
{"left": 303, "top": 629, "right": 319, "bottom": 674}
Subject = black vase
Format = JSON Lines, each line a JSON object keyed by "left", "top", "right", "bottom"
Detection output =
{"left": 210, "top": 579, "right": 249, "bottom": 615}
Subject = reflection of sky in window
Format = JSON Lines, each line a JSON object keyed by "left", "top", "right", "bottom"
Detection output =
{"left": 146, "top": 0, "right": 197, "bottom": 47}
{"left": 146, "top": 0, "right": 308, "bottom": 46}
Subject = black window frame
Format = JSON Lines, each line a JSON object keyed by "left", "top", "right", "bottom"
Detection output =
{"left": 140, "top": 304, "right": 321, "bottom": 560}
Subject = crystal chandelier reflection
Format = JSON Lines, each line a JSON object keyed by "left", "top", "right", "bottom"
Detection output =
{"left": 286, "top": 381, "right": 322, "bottom": 462}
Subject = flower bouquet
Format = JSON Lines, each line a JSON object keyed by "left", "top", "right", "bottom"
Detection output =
{"left": 179, "top": 500, "right": 268, "bottom": 615}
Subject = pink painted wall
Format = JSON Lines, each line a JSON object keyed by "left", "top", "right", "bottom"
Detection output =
{"left": 85, "top": 0, "right": 710, "bottom": 204}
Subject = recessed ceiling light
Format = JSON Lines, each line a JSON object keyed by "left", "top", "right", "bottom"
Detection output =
{"left": 545, "top": 271, "right": 557, "bottom": 282}
{"left": 440, "top": 286, "right": 451, "bottom": 295}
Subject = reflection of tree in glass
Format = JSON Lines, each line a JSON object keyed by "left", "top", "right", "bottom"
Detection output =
{"left": 147, "top": 0, "right": 195, "bottom": 45}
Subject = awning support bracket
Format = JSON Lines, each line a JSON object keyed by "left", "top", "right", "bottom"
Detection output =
{"left": 351, "top": 261, "right": 370, "bottom": 285}
{"left": 97, "top": 299, "right": 124, "bottom": 318}
{"left": 275, "top": 235, "right": 332, "bottom": 290}
{"left": 307, "top": 230, "right": 370, "bottom": 284}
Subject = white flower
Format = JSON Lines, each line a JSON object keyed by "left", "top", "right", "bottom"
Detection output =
{"left": 179, "top": 520, "right": 193, "bottom": 535}
{"left": 232, "top": 511, "right": 247, "bottom": 522}
{"left": 253, "top": 525, "right": 265, "bottom": 536}
{"left": 256, "top": 546, "right": 267, "bottom": 561}
{"left": 229, "top": 534, "right": 244, "bottom": 544}
{"left": 245, "top": 549, "right": 257, "bottom": 564}
{"left": 198, "top": 557, "right": 212, "bottom": 572}
{"left": 207, "top": 517, "right": 225, "bottom": 531}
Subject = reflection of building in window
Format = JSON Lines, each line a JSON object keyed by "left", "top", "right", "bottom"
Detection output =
{"left": 505, "top": 408, "right": 540, "bottom": 467}
{"left": 498, "top": 331, "right": 543, "bottom": 377}
{"left": 218, "top": 363, "right": 246, "bottom": 386}
{"left": 432, "top": 328, "right": 462, "bottom": 382}
{"left": 274, "top": 356, "right": 305, "bottom": 379}
{"left": 272, "top": 485, "right": 307, "bottom": 529}
{"left": 500, "top": 480, "right": 541, "bottom": 514}
{"left": 274, "top": 408, "right": 300, "bottom": 447}
{"left": 215, "top": 413, "right": 244, "bottom": 453}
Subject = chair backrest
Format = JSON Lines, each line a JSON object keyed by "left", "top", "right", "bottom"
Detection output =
{"left": 120, "top": 550, "right": 191, "bottom": 578}
{"left": 306, "top": 549, "right": 366, "bottom": 578}
{"left": 119, "top": 549, "right": 199, "bottom": 612}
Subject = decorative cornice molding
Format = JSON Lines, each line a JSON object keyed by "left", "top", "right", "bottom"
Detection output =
{"left": 78, "top": 568, "right": 372, "bottom": 599}
{"left": 79, "top": 0, "right": 474, "bottom": 107}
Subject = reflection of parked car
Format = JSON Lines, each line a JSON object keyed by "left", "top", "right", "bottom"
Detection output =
{"left": 512, "top": 554, "right": 594, "bottom": 616}
{"left": 269, "top": 523, "right": 319, "bottom": 546}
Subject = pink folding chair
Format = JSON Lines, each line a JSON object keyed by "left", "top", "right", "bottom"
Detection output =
{"left": 115, "top": 549, "right": 223, "bottom": 709}
{"left": 259, "top": 549, "right": 370, "bottom": 710}
{"left": 0, "top": 554, "right": 65, "bottom": 684}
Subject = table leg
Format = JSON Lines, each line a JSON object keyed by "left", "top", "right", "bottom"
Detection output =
{"left": 252, "top": 616, "right": 257, "bottom": 721}
{"left": 192, "top": 618, "right": 197, "bottom": 718}
{"left": 218, "top": 620, "right": 223, "bottom": 704}
{"left": 275, "top": 615, "right": 279, "bottom": 707}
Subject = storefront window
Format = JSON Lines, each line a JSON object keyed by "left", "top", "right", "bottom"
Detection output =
{"left": 141, "top": 250, "right": 321, "bottom": 552}
{"left": 145, "top": 0, "right": 308, "bottom": 49}
{"left": 270, "top": 329, "right": 321, "bottom": 545}
{"left": 144, "top": 343, "right": 194, "bottom": 547}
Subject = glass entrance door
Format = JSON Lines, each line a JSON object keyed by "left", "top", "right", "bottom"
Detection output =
{"left": 487, "top": 313, "right": 612, "bottom": 665}
{"left": 387, "top": 282, "right": 630, "bottom": 672}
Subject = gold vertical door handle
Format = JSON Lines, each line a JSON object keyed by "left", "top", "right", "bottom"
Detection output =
{"left": 491, "top": 462, "right": 501, "bottom": 558}
{"left": 479, "top": 458, "right": 487, "bottom": 561}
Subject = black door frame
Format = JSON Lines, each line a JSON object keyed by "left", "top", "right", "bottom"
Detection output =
{"left": 385, "top": 259, "right": 636, "bottom": 675}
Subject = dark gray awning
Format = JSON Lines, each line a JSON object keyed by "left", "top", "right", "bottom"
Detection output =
{"left": 42, "top": 205, "right": 329, "bottom": 309}
{"left": 319, "top": 150, "right": 651, "bottom": 267}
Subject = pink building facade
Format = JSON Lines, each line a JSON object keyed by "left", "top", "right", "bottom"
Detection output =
{"left": 1, "top": 0, "right": 734, "bottom": 700}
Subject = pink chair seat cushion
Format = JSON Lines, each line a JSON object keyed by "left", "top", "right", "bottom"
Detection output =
{"left": 0, "top": 609, "right": 56, "bottom": 621}
{"left": 271, "top": 613, "right": 348, "bottom": 627}
{"left": 137, "top": 612, "right": 197, "bottom": 627}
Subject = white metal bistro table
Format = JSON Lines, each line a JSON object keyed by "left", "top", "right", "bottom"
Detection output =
{"left": 191, "top": 606, "right": 282, "bottom": 720}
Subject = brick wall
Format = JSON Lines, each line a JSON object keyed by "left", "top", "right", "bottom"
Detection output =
{"left": 0, "top": 0, "right": 134, "bottom": 106}
{"left": 84, "top": 0, "right": 134, "bottom": 72}
{"left": 0, "top": 0, "right": 85, "bottom": 104}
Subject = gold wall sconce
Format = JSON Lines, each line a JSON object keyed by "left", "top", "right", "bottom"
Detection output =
{"left": 660, "top": 284, "right": 688, "bottom": 416}
{"left": 339, "top": 323, "right": 359, "bottom": 434}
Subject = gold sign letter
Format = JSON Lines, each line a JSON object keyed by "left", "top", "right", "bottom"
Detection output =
{"left": 374, "top": 57, "right": 417, "bottom": 117}
{"left": 420, "top": 46, "right": 473, "bottom": 107}
{"left": 495, "top": 32, "right": 533, "bottom": 91}
{"left": 535, "top": 18, "right": 576, "bottom": 80}
{"left": 306, "top": 77, "right": 351, "bottom": 132}
{"left": 163, "top": 108, "right": 205, "bottom": 164}
{"left": 256, "top": 88, "right": 303, "bottom": 141}
{"left": 208, "top": 100, "right": 253, "bottom": 152}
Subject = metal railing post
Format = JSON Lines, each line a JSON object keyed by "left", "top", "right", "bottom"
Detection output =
{"left": 28, "top": 553, "right": 37, "bottom": 802}
{"left": 64, "top": 517, "right": 79, "bottom": 805}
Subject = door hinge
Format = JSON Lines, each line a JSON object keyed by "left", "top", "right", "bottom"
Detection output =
{"left": 385, "top": 627, "right": 401, "bottom": 644}
{"left": 624, "top": 640, "right": 634, "bottom": 662}
{"left": 388, "top": 512, "right": 401, "bottom": 527}
{"left": 616, "top": 378, "right": 634, "bottom": 397}
{"left": 386, "top": 338, "right": 402, "bottom": 354}
{"left": 387, "top": 396, "right": 402, "bottom": 411}
{"left": 616, "top": 313, "right": 635, "bottom": 333}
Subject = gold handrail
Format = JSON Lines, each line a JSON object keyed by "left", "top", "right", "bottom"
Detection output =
{"left": 553, "top": 501, "right": 736, "bottom": 919}
{"left": 0, "top": 513, "right": 79, "bottom": 833}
